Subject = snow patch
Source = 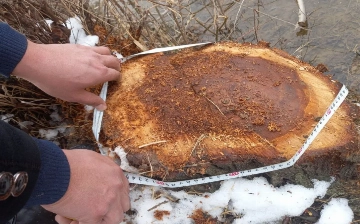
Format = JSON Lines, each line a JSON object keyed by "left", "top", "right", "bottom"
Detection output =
{"left": 121, "top": 177, "right": 353, "bottom": 224}
{"left": 66, "top": 17, "right": 99, "bottom": 46}
{"left": 39, "top": 129, "right": 59, "bottom": 140}
{"left": 317, "top": 198, "right": 354, "bottom": 224}
{"left": 0, "top": 114, "right": 14, "bottom": 122}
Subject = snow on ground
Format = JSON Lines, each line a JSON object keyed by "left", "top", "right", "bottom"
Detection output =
{"left": 65, "top": 17, "right": 99, "bottom": 46}
{"left": 0, "top": 114, "right": 14, "bottom": 122}
{"left": 119, "top": 177, "right": 354, "bottom": 223}
{"left": 60, "top": 18, "right": 354, "bottom": 224}
{"left": 115, "top": 146, "right": 354, "bottom": 224}
{"left": 318, "top": 198, "right": 354, "bottom": 224}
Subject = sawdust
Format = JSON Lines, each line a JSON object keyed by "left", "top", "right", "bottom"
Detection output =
{"left": 153, "top": 210, "right": 170, "bottom": 220}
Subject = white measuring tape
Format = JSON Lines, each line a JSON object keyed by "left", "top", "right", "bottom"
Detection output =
{"left": 92, "top": 43, "right": 349, "bottom": 188}
{"left": 119, "top": 42, "right": 212, "bottom": 63}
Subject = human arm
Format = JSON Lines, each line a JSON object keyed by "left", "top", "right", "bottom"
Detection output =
{"left": 0, "top": 118, "right": 70, "bottom": 223}
{"left": 0, "top": 22, "right": 130, "bottom": 223}
{"left": 1, "top": 22, "right": 121, "bottom": 111}
{"left": 42, "top": 150, "right": 130, "bottom": 224}
{"left": 12, "top": 40, "right": 121, "bottom": 111}
{"left": 0, "top": 121, "right": 130, "bottom": 224}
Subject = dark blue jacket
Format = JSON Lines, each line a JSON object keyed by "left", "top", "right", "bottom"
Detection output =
{"left": 0, "top": 23, "right": 70, "bottom": 223}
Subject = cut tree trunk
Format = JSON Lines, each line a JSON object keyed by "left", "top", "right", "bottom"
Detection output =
{"left": 102, "top": 42, "right": 359, "bottom": 213}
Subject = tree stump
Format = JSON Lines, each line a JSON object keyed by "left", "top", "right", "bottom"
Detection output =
{"left": 102, "top": 42, "right": 359, "bottom": 211}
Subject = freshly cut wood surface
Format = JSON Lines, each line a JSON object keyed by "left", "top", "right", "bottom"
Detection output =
{"left": 102, "top": 42, "right": 357, "bottom": 178}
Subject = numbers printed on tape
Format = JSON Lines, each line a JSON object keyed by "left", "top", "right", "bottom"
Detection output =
{"left": 229, "top": 172, "right": 239, "bottom": 176}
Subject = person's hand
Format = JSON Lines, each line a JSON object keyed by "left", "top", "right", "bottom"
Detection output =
{"left": 42, "top": 149, "right": 130, "bottom": 224}
{"left": 12, "top": 41, "right": 121, "bottom": 111}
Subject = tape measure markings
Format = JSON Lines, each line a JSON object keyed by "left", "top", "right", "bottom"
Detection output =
{"left": 91, "top": 42, "right": 349, "bottom": 188}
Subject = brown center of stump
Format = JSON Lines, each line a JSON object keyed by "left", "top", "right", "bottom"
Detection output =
{"left": 135, "top": 51, "right": 306, "bottom": 141}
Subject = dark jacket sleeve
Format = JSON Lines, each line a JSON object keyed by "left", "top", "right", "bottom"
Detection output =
{"left": 0, "top": 124, "right": 71, "bottom": 223}
{"left": 0, "top": 121, "right": 71, "bottom": 223}
{"left": 0, "top": 121, "right": 41, "bottom": 223}
{"left": 26, "top": 138, "right": 70, "bottom": 207}
{"left": 0, "top": 22, "right": 28, "bottom": 77}
{"left": 0, "top": 22, "right": 71, "bottom": 223}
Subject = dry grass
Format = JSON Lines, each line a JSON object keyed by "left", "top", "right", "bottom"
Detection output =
{"left": 0, "top": 76, "right": 55, "bottom": 133}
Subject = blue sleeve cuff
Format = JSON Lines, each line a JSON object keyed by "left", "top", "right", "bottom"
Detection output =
{"left": 0, "top": 22, "right": 28, "bottom": 77}
{"left": 25, "top": 139, "right": 70, "bottom": 207}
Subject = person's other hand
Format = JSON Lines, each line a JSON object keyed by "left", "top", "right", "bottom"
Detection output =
{"left": 13, "top": 41, "right": 121, "bottom": 111}
{"left": 42, "top": 149, "right": 130, "bottom": 224}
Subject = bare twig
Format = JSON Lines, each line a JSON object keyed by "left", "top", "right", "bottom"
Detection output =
{"left": 147, "top": 200, "right": 168, "bottom": 211}
{"left": 146, "top": 152, "right": 153, "bottom": 178}
{"left": 253, "top": 9, "right": 259, "bottom": 43}
{"left": 190, "top": 134, "right": 207, "bottom": 156}
{"left": 204, "top": 96, "right": 225, "bottom": 116}
{"left": 229, "top": 0, "right": 244, "bottom": 39}
{"left": 138, "top": 140, "right": 167, "bottom": 148}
